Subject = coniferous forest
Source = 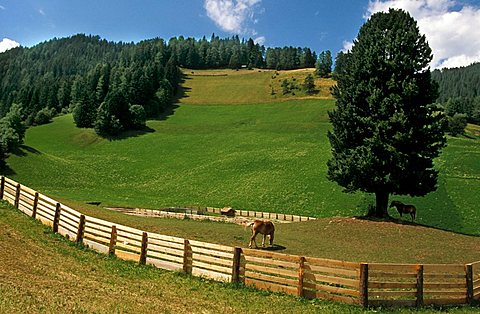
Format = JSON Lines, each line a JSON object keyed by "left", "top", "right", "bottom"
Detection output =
{"left": 0, "top": 33, "right": 322, "bottom": 164}
{"left": 432, "top": 63, "right": 480, "bottom": 125}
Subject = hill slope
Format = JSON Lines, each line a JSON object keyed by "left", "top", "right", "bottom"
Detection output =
{"left": 3, "top": 69, "right": 480, "bottom": 237}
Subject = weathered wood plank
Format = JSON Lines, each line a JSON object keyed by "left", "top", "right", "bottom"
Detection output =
{"left": 370, "top": 271, "right": 418, "bottom": 279}
{"left": 116, "top": 234, "right": 142, "bottom": 247}
{"left": 369, "top": 290, "right": 417, "bottom": 298}
{"left": 146, "top": 257, "right": 183, "bottom": 271}
{"left": 244, "top": 270, "right": 298, "bottom": 287}
{"left": 116, "top": 249, "right": 140, "bottom": 262}
{"left": 423, "top": 297, "right": 466, "bottom": 306}
{"left": 424, "top": 282, "right": 466, "bottom": 289}
{"left": 84, "top": 225, "right": 112, "bottom": 239}
{"left": 424, "top": 290, "right": 466, "bottom": 297}
{"left": 304, "top": 272, "right": 359, "bottom": 288}
{"left": 83, "top": 232, "right": 111, "bottom": 244}
{"left": 192, "top": 260, "right": 232, "bottom": 274}
{"left": 244, "top": 278, "right": 297, "bottom": 295}
{"left": 116, "top": 229, "right": 144, "bottom": 242}
{"left": 246, "top": 263, "right": 298, "bottom": 278}
{"left": 190, "top": 246, "right": 233, "bottom": 259}
{"left": 304, "top": 282, "right": 359, "bottom": 297}
{"left": 58, "top": 226, "right": 77, "bottom": 240}
{"left": 84, "top": 222, "right": 112, "bottom": 234}
{"left": 424, "top": 264, "right": 465, "bottom": 273}
{"left": 244, "top": 255, "right": 297, "bottom": 269}
{"left": 59, "top": 209, "right": 81, "bottom": 223}
{"left": 189, "top": 239, "right": 233, "bottom": 252}
{"left": 84, "top": 216, "right": 113, "bottom": 228}
{"left": 114, "top": 224, "right": 144, "bottom": 236}
{"left": 368, "top": 281, "right": 416, "bottom": 289}
{"left": 148, "top": 236, "right": 185, "bottom": 248}
{"left": 83, "top": 238, "right": 109, "bottom": 254}
{"left": 305, "top": 256, "right": 360, "bottom": 270}
{"left": 305, "top": 264, "right": 358, "bottom": 278}
{"left": 242, "top": 248, "right": 299, "bottom": 262}
{"left": 192, "top": 253, "right": 233, "bottom": 267}
{"left": 369, "top": 264, "right": 418, "bottom": 273}
{"left": 115, "top": 241, "right": 142, "bottom": 253}
{"left": 147, "top": 244, "right": 184, "bottom": 257}
{"left": 147, "top": 251, "right": 184, "bottom": 264}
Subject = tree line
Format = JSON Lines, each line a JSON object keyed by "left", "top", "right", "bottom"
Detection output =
{"left": 168, "top": 34, "right": 318, "bottom": 70}
{"left": 431, "top": 63, "right": 480, "bottom": 135}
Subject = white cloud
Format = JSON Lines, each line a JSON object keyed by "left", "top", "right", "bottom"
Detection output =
{"left": 0, "top": 38, "right": 20, "bottom": 53}
{"left": 38, "top": 8, "right": 46, "bottom": 16}
{"left": 366, "top": 0, "right": 480, "bottom": 69}
{"left": 0, "top": 5, "right": 5, "bottom": 10}
{"left": 204, "top": 0, "right": 262, "bottom": 34}
{"left": 254, "top": 36, "right": 265, "bottom": 45}
{"left": 342, "top": 40, "right": 354, "bottom": 53}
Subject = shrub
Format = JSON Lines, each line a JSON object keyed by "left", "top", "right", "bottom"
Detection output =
{"left": 447, "top": 113, "right": 468, "bottom": 136}
{"left": 34, "top": 107, "right": 55, "bottom": 125}
{"left": 129, "top": 104, "right": 146, "bottom": 129}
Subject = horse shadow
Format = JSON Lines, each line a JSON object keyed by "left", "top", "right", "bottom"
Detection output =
{"left": 261, "top": 244, "right": 286, "bottom": 251}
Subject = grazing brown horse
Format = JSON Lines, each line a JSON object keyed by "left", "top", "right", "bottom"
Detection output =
{"left": 247, "top": 220, "right": 275, "bottom": 248}
{"left": 390, "top": 201, "right": 416, "bottom": 221}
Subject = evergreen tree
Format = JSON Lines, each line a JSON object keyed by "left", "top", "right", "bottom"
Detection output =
{"left": 327, "top": 9, "right": 446, "bottom": 218}
{"left": 316, "top": 50, "right": 332, "bottom": 77}
{"left": 303, "top": 74, "right": 315, "bottom": 94}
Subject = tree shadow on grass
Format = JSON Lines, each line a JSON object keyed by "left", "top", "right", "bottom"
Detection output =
{"left": 10, "top": 145, "right": 41, "bottom": 157}
{"left": 102, "top": 125, "right": 156, "bottom": 141}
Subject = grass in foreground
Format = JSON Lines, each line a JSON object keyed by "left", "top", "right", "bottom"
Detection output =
{"left": 1, "top": 203, "right": 479, "bottom": 314}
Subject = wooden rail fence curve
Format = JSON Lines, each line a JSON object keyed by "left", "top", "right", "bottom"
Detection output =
{"left": 1, "top": 176, "right": 479, "bottom": 308}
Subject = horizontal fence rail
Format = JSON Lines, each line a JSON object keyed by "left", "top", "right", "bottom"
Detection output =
{"left": 1, "top": 176, "right": 478, "bottom": 308}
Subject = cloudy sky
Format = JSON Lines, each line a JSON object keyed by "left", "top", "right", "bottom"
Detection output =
{"left": 1, "top": 0, "right": 479, "bottom": 69}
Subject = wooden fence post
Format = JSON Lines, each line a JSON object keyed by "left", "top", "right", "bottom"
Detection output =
{"left": 52, "top": 203, "right": 61, "bottom": 233}
{"left": 14, "top": 184, "right": 21, "bottom": 208}
{"left": 32, "top": 192, "right": 39, "bottom": 219}
{"left": 108, "top": 225, "right": 117, "bottom": 255}
{"left": 0, "top": 176, "right": 4, "bottom": 199}
{"left": 76, "top": 214, "right": 85, "bottom": 243}
{"left": 359, "top": 263, "right": 369, "bottom": 308}
{"left": 466, "top": 263, "right": 474, "bottom": 304}
{"left": 298, "top": 256, "right": 306, "bottom": 297}
{"left": 231, "top": 247, "right": 242, "bottom": 283}
{"left": 140, "top": 232, "right": 148, "bottom": 265}
{"left": 183, "top": 239, "right": 192, "bottom": 275}
{"left": 416, "top": 264, "right": 424, "bottom": 307}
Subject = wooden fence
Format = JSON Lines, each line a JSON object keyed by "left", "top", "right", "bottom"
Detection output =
{"left": 1, "top": 175, "right": 479, "bottom": 308}
{"left": 134, "top": 206, "right": 315, "bottom": 222}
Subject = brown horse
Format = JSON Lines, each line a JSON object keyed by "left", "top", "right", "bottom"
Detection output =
{"left": 390, "top": 201, "right": 416, "bottom": 221}
{"left": 247, "top": 220, "right": 275, "bottom": 248}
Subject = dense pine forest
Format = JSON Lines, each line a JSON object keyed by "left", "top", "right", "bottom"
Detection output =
{"left": 432, "top": 63, "right": 480, "bottom": 125}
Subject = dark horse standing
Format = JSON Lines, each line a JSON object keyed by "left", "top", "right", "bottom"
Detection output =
{"left": 390, "top": 201, "right": 416, "bottom": 221}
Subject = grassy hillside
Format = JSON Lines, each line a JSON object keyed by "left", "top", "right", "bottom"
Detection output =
{"left": 3, "top": 69, "right": 480, "bottom": 237}
{"left": 180, "top": 68, "right": 335, "bottom": 104}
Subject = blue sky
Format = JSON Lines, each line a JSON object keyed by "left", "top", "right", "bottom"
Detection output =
{"left": 1, "top": 0, "right": 480, "bottom": 68}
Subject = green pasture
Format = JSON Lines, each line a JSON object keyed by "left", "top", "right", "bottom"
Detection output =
{"left": 3, "top": 68, "right": 480, "bottom": 238}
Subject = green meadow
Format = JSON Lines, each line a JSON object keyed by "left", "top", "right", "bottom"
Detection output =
{"left": 4, "top": 69, "right": 480, "bottom": 238}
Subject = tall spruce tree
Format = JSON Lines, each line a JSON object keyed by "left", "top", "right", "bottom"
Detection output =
{"left": 327, "top": 9, "right": 446, "bottom": 218}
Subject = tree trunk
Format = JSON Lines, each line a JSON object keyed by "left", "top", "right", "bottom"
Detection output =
{"left": 374, "top": 191, "right": 389, "bottom": 218}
